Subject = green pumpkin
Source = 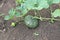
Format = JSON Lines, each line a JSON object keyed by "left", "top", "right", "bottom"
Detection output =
{"left": 24, "top": 15, "right": 38, "bottom": 28}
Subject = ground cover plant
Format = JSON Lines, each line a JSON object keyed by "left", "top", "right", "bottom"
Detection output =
{"left": 4, "top": 0, "right": 60, "bottom": 28}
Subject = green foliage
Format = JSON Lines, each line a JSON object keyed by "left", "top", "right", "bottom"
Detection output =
{"left": 16, "top": 5, "right": 28, "bottom": 16}
{"left": 16, "top": 0, "right": 26, "bottom": 4}
{"left": 9, "top": 8, "right": 16, "bottom": 16}
{"left": 53, "top": 0, "right": 60, "bottom": 3}
{"left": 4, "top": 15, "right": 11, "bottom": 20}
{"left": 18, "top": 0, "right": 49, "bottom": 10}
{"left": 15, "top": 12, "right": 21, "bottom": 17}
{"left": 5, "top": 0, "right": 60, "bottom": 20}
{"left": 47, "top": 0, "right": 53, "bottom": 5}
{"left": 4, "top": 8, "right": 15, "bottom": 20}
{"left": 4, "top": 8, "right": 21, "bottom": 20}
{"left": 16, "top": 0, "right": 60, "bottom": 10}
{"left": 51, "top": 9, "right": 60, "bottom": 17}
{"left": 4, "top": 0, "right": 60, "bottom": 28}
{"left": 47, "top": 0, "right": 60, "bottom": 5}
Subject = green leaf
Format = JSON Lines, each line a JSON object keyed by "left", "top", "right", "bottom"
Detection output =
{"left": 4, "top": 15, "right": 11, "bottom": 20}
{"left": 24, "top": 0, "right": 37, "bottom": 10}
{"left": 16, "top": 0, "right": 49, "bottom": 15}
{"left": 4, "top": 8, "right": 16, "bottom": 20}
{"left": 21, "top": 5, "right": 28, "bottom": 16}
{"left": 15, "top": 12, "right": 21, "bottom": 17}
{"left": 16, "top": 0, "right": 60, "bottom": 11}
{"left": 37, "top": 0, "right": 49, "bottom": 10}
{"left": 9, "top": 8, "right": 16, "bottom": 16}
{"left": 21, "top": 0, "right": 49, "bottom": 10}
{"left": 51, "top": 9, "right": 60, "bottom": 17}
{"left": 16, "top": 4, "right": 28, "bottom": 16}
{"left": 47, "top": 0, "right": 53, "bottom": 5}
{"left": 53, "top": 0, "right": 60, "bottom": 3}
{"left": 46, "top": 0, "right": 60, "bottom": 5}
{"left": 16, "top": 0, "right": 26, "bottom": 4}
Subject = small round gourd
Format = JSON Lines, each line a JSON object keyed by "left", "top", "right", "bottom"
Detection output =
{"left": 24, "top": 15, "right": 38, "bottom": 28}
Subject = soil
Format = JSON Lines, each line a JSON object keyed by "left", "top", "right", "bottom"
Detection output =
{"left": 0, "top": 0, "right": 60, "bottom": 40}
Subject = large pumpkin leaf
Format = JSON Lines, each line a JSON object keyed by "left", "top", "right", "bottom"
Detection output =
{"left": 37, "top": 0, "right": 49, "bottom": 10}
{"left": 47, "top": 0, "right": 53, "bottom": 5}
{"left": 53, "top": 0, "right": 60, "bottom": 3}
{"left": 23, "top": 0, "right": 49, "bottom": 10}
{"left": 23, "top": 0, "right": 37, "bottom": 10}
{"left": 51, "top": 9, "right": 60, "bottom": 17}
{"left": 16, "top": 0, "right": 49, "bottom": 13}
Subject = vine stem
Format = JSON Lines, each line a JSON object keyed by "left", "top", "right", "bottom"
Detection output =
{"left": 33, "top": 7, "right": 60, "bottom": 21}
{"left": 34, "top": 16, "right": 60, "bottom": 21}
